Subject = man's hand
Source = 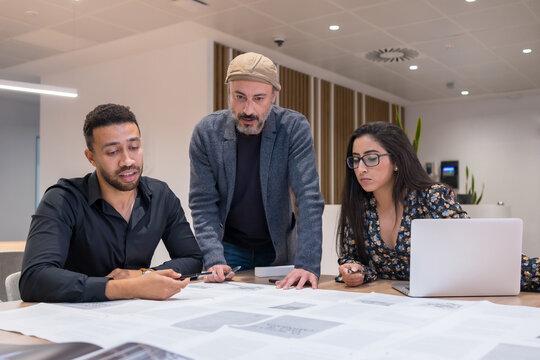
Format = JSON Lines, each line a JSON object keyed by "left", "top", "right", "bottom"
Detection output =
{"left": 105, "top": 269, "right": 189, "bottom": 300}
{"left": 204, "top": 264, "right": 235, "bottom": 283}
{"left": 339, "top": 263, "right": 365, "bottom": 287}
{"left": 275, "top": 268, "right": 318, "bottom": 290}
{"left": 106, "top": 268, "right": 145, "bottom": 280}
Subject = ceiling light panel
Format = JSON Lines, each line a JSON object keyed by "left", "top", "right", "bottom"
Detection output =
{"left": 0, "top": 79, "right": 77, "bottom": 98}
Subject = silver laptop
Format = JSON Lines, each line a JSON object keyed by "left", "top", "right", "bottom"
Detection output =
{"left": 392, "top": 218, "right": 522, "bottom": 297}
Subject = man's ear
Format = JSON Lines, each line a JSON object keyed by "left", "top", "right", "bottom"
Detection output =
{"left": 272, "top": 90, "right": 278, "bottom": 104}
{"left": 84, "top": 149, "right": 97, "bottom": 168}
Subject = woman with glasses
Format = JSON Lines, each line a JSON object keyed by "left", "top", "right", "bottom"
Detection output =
{"left": 337, "top": 122, "right": 540, "bottom": 291}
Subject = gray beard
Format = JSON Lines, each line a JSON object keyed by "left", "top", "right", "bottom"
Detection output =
{"left": 233, "top": 106, "right": 272, "bottom": 136}
{"left": 235, "top": 119, "right": 265, "bottom": 135}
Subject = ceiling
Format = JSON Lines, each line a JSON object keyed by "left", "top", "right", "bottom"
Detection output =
{"left": 0, "top": 0, "right": 539, "bottom": 102}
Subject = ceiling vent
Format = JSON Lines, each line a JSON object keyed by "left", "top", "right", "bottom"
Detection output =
{"left": 366, "top": 48, "right": 419, "bottom": 63}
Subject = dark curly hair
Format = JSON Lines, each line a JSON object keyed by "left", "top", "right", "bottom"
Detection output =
{"left": 337, "top": 122, "right": 435, "bottom": 264}
{"left": 83, "top": 104, "right": 140, "bottom": 151}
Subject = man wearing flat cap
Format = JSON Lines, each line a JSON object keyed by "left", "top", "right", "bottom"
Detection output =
{"left": 189, "top": 52, "right": 324, "bottom": 289}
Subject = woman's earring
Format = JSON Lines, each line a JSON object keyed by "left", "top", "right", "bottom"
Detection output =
{"left": 394, "top": 167, "right": 398, "bottom": 172}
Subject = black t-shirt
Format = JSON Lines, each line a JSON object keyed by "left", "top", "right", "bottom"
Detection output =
{"left": 223, "top": 132, "right": 272, "bottom": 250}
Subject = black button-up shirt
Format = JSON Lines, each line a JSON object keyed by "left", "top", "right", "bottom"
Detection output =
{"left": 20, "top": 172, "right": 203, "bottom": 302}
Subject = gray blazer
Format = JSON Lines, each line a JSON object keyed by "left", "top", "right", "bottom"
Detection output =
{"left": 189, "top": 106, "right": 324, "bottom": 276}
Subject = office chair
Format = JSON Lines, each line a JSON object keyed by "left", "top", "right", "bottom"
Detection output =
{"left": 5, "top": 271, "right": 21, "bottom": 301}
{"left": 0, "top": 250, "right": 24, "bottom": 301}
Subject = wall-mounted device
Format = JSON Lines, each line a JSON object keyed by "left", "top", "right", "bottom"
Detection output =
{"left": 440, "top": 160, "right": 459, "bottom": 188}
{"left": 425, "top": 162, "right": 434, "bottom": 176}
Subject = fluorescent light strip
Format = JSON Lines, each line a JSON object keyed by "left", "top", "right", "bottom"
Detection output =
{"left": 0, "top": 79, "right": 78, "bottom": 98}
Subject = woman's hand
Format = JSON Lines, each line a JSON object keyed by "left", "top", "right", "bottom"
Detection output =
{"left": 339, "top": 263, "right": 365, "bottom": 287}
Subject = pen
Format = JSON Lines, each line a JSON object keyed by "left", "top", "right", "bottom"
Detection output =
{"left": 181, "top": 266, "right": 241, "bottom": 280}
{"left": 179, "top": 271, "right": 213, "bottom": 280}
{"left": 225, "top": 265, "right": 242, "bottom": 276}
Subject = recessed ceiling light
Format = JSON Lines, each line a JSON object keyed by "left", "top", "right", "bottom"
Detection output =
{"left": 409, "top": 65, "right": 418, "bottom": 70}
{"left": 522, "top": 48, "right": 532, "bottom": 54}
{"left": 465, "top": 0, "right": 476, "bottom": 3}
{"left": 461, "top": 90, "right": 469, "bottom": 96}
{"left": 329, "top": 25, "right": 340, "bottom": 31}
{"left": 24, "top": 10, "right": 38, "bottom": 16}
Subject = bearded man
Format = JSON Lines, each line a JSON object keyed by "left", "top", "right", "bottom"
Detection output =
{"left": 20, "top": 104, "right": 202, "bottom": 302}
{"left": 189, "top": 52, "right": 324, "bottom": 290}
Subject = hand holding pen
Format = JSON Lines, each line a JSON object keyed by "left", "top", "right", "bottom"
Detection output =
{"left": 179, "top": 266, "right": 241, "bottom": 281}
{"left": 339, "top": 263, "right": 366, "bottom": 287}
{"left": 199, "top": 265, "right": 241, "bottom": 283}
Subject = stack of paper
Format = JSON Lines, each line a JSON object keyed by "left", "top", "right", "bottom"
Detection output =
{"left": 254, "top": 265, "right": 294, "bottom": 277}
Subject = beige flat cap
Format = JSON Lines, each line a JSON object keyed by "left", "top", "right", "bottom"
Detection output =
{"left": 225, "top": 52, "right": 281, "bottom": 91}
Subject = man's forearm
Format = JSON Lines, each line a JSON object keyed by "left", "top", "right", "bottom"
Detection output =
{"left": 105, "top": 278, "right": 135, "bottom": 300}
{"left": 153, "top": 257, "right": 203, "bottom": 275}
{"left": 20, "top": 266, "right": 110, "bottom": 302}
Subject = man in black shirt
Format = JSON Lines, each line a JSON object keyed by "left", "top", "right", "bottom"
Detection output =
{"left": 20, "top": 104, "right": 203, "bottom": 302}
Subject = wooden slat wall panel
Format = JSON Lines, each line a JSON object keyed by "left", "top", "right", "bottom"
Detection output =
{"left": 212, "top": 43, "right": 408, "bottom": 208}
{"left": 279, "top": 66, "right": 310, "bottom": 120}
{"left": 320, "top": 80, "right": 332, "bottom": 204}
{"left": 232, "top": 48, "right": 244, "bottom": 59}
{"left": 357, "top": 92, "right": 363, "bottom": 128}
{"left": 365, "top": 95, "right": 389, "bottom": 123}
{"left": 213, "top": 43, "right": 229, "bottom": 112}
{"left": 333, "top": 85, "right": 355, "bottom": 204}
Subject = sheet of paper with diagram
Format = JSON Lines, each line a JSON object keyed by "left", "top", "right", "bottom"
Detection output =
{"left": 1, "top": 282, "right": 540, "bottom": 359}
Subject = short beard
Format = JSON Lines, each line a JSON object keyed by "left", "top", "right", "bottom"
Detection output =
{"left": 100, "top": 164, "right": 142, "bottom": 192}
{"left": 234, "top": 106, "right": 272, "bottom": 135}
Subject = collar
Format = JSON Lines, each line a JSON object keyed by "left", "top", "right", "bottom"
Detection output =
{"left": 87, "top": 171, "right": 152, "bottom": 206}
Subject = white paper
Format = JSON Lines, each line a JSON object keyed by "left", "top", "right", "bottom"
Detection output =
{"left": 1, "top": 284, "right": 540, "bottom": 359}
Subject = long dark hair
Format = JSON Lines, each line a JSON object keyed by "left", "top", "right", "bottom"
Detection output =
{"left": 337, "top": 122, "right": 435, "bottom": 264}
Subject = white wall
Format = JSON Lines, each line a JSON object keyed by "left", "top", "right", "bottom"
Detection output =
{"left": 0, "top": 95, "right": 39, "bottom": 242}
{"left": 40, "top": 38, "right": 212, "bottom": 213}
{"left": 29, "top": 21, "right": 540, "bottom": 266}
{"left": 406, "top": 92, "right": 540, "bottom": 256}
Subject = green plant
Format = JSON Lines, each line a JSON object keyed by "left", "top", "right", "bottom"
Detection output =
{"left": 465, "top": 166, "right": 485, "bottom": 204}
{"left": 394, "top": 104, "right": 421, "bottom": 153}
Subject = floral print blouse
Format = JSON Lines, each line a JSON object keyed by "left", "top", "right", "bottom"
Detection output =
{"left": 338, "top": 184, "right": 540, "bottom": 292}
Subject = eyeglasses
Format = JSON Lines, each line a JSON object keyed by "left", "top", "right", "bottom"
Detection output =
{"left": 346, "top": 153, "right": 391, "bottom": 169}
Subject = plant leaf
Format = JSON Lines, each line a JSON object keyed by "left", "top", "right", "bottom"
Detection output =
{"left": 475, "top": 184, "right": 485, "bottom": 204}
{"left": 413, "top": 117, "right": 421, "bottom": 153}
{"left": 395, "top": 104, "right": 403, "bottom": 130}
{"left": 465, "top": 166, "right": 469, "bottom": 193}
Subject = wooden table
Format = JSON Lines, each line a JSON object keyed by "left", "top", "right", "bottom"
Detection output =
{"left": 2, "top": 271, "right": 540, "bottom": 345}
{"left": 235, "top": 272, "right": 540, "bottom": 307}
{"left": 0, "top": 241, "right": 25, "bottom": 251}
